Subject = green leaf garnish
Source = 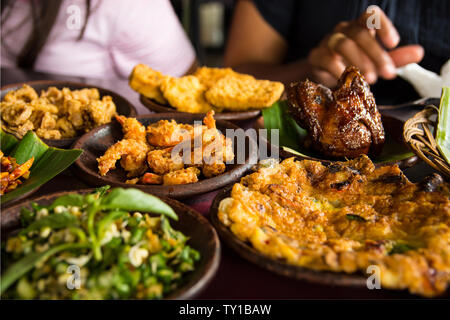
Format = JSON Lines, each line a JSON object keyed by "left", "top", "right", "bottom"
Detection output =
{"left": 0, "top": 129, "right": 83, "bottom": 205}
{"left": 389, "top": 243, "right": 416, "bottom": 255}
{"left": 346, "top": 214, "right": 367, "bottom": 222}
{"left": 436, "top": 86, "right": 450, "bottom": 164}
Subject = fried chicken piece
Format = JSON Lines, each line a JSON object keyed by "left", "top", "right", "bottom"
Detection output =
{"left": 129, "top": 64, "right": 168, "bottom": 104}
{"left": 147, "top": 119, "right": 193, "bottom": 147}
{"left": 97, "top": 139, "right": 149, "bottom": 176}
{"left": 160, "top": 75, "right": 213, "bottom": 113}
{"left": 205, "top": 75, "right": 284, "bottom": 110}
{"left": 163, "top": 167, "right": 200, "bottom": 185}
{"left": 115, "top": 115, "right": 147, "bottom": 142}
{"left": 147, "top": 148, "right": 184, "bottom": 175}
{"left": 288, "top": 66, "right": 385, "bottom": 158}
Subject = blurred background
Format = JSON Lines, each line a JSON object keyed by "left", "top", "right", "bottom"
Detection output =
{"left": 170, "top": 0, "right": 234, "bottom": 66}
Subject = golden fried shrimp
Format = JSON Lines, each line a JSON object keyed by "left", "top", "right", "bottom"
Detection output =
{"left": 202, "top": 162, "right": 226, "bottom": 178}
{"left": 163, "top": 167, "right": 200, "bottom": 185}
{"left": 146, "top": 148, "right": 184, "bottom": 175}
{"left": 97, "top": 139, "right": 149, "bottom": 176}
{"left": 146, "top": 119, "right": 192, "bottom": 147}
{"left": 115, "top": 115, "right": 147, "bottom": 142}
{"left": 140, "top": 172, "right": 163, "bottom": 185}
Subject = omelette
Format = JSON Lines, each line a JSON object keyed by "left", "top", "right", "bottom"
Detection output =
{"left": 218, "top": 156, "right": 450, "bottom": 297}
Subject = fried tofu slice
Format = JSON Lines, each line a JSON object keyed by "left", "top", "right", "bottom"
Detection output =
{"left": 194, "top": 67, "right": 240, "bottom": 89}
{"left": 205, "top": 75, "right": 285, "bottom": 110}
{"left": 160, "top": 76, "right": 213, "bottom": 113}
{"left": 129, "top": 64, "right": 168, "bottom": 104}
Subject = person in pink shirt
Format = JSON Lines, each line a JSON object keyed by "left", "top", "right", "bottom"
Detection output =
{"left": 1, "top": 0, "right": 197, "bottom": 79}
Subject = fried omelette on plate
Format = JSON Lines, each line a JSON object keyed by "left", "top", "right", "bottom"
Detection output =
{"left": 218, "top": 156, "right": 450, "bottom": 297}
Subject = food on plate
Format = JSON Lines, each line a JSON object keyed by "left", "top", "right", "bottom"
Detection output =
{"left": 205, "top": 75, "right": 285, "bottom": 111}
{"left": 160, "top": 76, "right": 212, "bottom": 113}
{"left": 1, "top": 187, "right": 200, "bottom": 299}
{"left": 1, "top": 85, "right": 117, "bottom": 140}
{"left": 129, "top": 64, "right": 284, "bottom": 112}
{"left": 218, "top": 156, "right": 450, "bottom": 297}
{"left": 0, "top": 129, "right": 83, "bottom": 205}
{"left": 129, "top": 64, "right": 168, "bottom": 104}
{"left": 97, "top": 111, "right": 234, "bottom": 185}
{"left": 0, "top": 151, "right": 33, "bottom": 195}
{"left": 287, "top": 66, "right": 385, "bottom": 158}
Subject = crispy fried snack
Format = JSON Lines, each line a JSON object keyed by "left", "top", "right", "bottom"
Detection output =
{"left": 97, "top": 112, "right": 234, "bottom": 185}
{"left": 1, "top": 85, "right": 117, "bottom": 139}
{"left": 160, "top": 76, "right": 213, "bottom": 113}
{"left": 0, "top": 151, "right": 34, "bottom": 195}
{"left": 163, "top": 167, "right": 200, "bottom": 185}
{"left": 129, "top": 64, "right": 168, "bottom": 104}
{"left": 219, "top": 156, "right": 450, "bottom": 297}
{"left": 205, "top": 75, "right": 284, "bottom": 110}
{"left": 97, "top": 139, "right": 149, "bottom": 176}
{"left": 193, "top": 67, "right": 239, "bottom": 89}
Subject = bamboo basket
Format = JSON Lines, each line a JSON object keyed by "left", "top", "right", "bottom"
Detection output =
{"left": 403, "top": 106, "right": 450, "bottom": 178}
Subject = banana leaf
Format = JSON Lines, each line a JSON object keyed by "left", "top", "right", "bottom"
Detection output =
{"left": 436, "top": 87, "right": 450, "bottom": 164}
{"left": 262, "top": 101, "right": 414, "bottom": 163}
{"left": 0, "top": 130, "right": 83, "bottom": 205}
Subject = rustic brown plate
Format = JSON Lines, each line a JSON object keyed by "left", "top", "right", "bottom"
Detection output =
{"left": 1, "top": 188, "right": 221, "bottom": 300}
{"left": 1, "top": 81, "right": 137, "bottom": 148}
{"left": 210, "top": 186, "right": 367, "bottom": 287}
{"left": 73, "top": 113, "right": 258, "bottom": 199}
{"left": 140, "top": 94, "right": 261, "bottom": 121}
{"left": 255, "top": 114, "right": 419, "bottom": 169}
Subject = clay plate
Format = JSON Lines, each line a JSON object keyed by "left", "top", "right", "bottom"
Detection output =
{"left": 1, "top": 189, "right": 221, "bottom": 300}
{"left": 73, "top": 113, "right": 258, "bottom": 199}
{"left": 1, "top": 81, "right": 137, "bottom": 148}
{"left": 140, "top": 95, "right": 261, "bottom": 121}
{"left": 210, "top": 186, "right": 367, "bottom": 287}
{"left": 255, "top": 114, "right": 419, "bottom": 169}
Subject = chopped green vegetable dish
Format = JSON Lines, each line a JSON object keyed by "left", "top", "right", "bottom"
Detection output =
{"left": 1, "top": 186, "right": 200, "bottom": 299}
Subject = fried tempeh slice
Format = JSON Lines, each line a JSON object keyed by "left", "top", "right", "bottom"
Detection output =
{"left": 205, "top": 75, "right": 284, "bottom": 110}
{"left": 160, "top": 76, "right": 213, "bottom": 113}
{"left": 129, "top": 64, "right": 168, "bottom": 104}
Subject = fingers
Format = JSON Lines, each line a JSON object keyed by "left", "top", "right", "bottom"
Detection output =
{"left": 332, "top": 36, "right": 378, "bottom": 83}
{"left": 338, "top": 23, "right": 396, "bottom": 79}
{"left": 389, "top": 45, "right": 424, "bottom": 67}
{"left": 357, "top": 5, "right": 400, "bottom": 49}
{"left": 308, "top": 44, "right": 346, "bottom": 80}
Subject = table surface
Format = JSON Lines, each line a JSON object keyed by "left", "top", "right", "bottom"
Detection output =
{"left": 1, "top": 67, "right": 447, "bottom": 299}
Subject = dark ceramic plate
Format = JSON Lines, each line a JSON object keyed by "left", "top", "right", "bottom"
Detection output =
{"left": 210, "top": 186, "right": 367, "bottom": 287}
{"left": 1, "top": 81, "right": 137, "bottom": 148}
{"left": 1, "top": 189, "right": 221, "bottom": 300}
{"left": 140, "top": 95, "right": 261, "bottom": 121}
{"left": 73, "top": 113, "right": 258, "bottom": 199}
{"left": 255, "top": 114, "right": 419, "bottom": 169}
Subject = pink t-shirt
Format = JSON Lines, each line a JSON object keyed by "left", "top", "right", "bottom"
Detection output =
{"left": 1, "top": 0, "right": 196, "bottom": 79}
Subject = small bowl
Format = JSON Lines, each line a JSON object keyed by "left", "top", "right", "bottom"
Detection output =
{"left": 140, "top": 95, "right": 261, "bottom": 121}
{"left": 1, "top": 189, "right": 221, "bottom": 300}
{"left": 72, "top": 113, "right": 258, "bottom": 199}
{"left": 1, "top": 81, "right": 137, "bottom": 148}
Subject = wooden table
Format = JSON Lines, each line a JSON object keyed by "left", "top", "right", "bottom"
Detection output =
{"left": 1, "top": 67, "right": 446, "bottom": 299}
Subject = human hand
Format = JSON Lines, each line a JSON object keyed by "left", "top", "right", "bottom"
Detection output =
{"left": 307, "top": 5, "right": 424, "bottom": 86}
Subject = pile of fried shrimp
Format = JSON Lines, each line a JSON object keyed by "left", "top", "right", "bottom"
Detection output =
{"left": 97, "top": 111, "right": 234, "bottom": 185}
{"left": 0, "top": 85, "right": 116, "bottom": 140}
